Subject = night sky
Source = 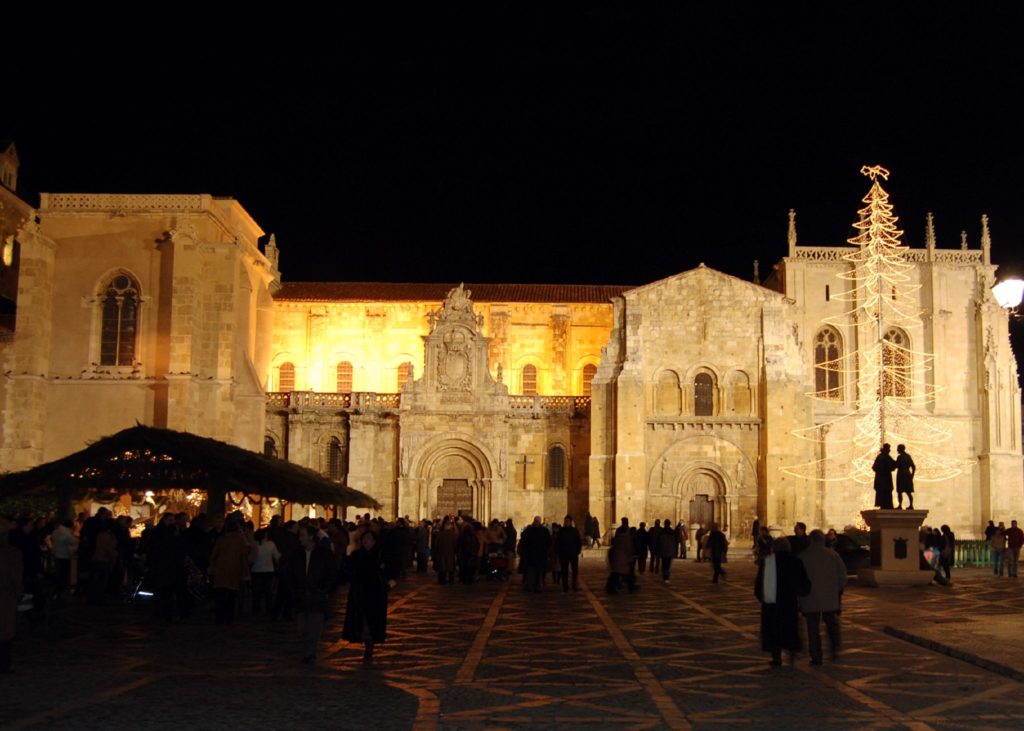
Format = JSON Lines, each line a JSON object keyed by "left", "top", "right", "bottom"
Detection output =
{"left": 6, "top": 10, "right": 1024, "bottom": 306}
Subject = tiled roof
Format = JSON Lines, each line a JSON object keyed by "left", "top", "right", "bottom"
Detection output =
{"left": 276, "top": 281, "right": 632, "bottom": 304}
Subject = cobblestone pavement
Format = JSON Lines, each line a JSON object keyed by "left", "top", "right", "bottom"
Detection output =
{"left": 3, "top": 554, "right": 1024, "bottom": 730}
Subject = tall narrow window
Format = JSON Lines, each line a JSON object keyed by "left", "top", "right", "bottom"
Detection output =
{"left": 548, "top": 446, "right": 566, "bottom": 488}
{"left": 581, "top": 364, "right": 597, "bottom": 396}
{"left": 336, "top": 361, "right": 353, "bottom": 394}
{"left": 397, "top": 361, "right": 412, "bottom": 391}
{"left": 99, "top": 274, "right": 140, "bottom": 366}
{"left": 694, "top": 373, "right": 714, "bottom": 416}
{"left": 814, "top": 328, "right": 842, "bottom": 400}
{"left": 278, "top": 362, "right": 295, "bottom": 392}
{"left": 327, "top": 437, "right": 343, "bottom": 481}
{"left": 522, "top": 364, "right": 538, "bottom": 395}
{"left": 881, "top": 328, "right": 911, "bottom": 398}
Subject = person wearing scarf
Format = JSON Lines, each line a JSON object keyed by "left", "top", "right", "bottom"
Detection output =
{"left": 754, "top": 536, "right": 811, "bottom": 666}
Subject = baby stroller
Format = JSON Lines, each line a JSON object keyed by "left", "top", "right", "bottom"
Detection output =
{"left": 486, "top": 545, "right": 509, "bottom": 581}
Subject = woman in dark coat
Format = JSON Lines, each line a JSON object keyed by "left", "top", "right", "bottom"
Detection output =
{"left": 457, "top": 523, "right": 480, "bottom": 585}
{"left": 342, "top": 531, "right": 388, "bottom": 662}
{"left": 433, "top": 517, "right": 457, "bottom": 585}
{"left": 755, "top": 537, "right": 811, "bottom": 666}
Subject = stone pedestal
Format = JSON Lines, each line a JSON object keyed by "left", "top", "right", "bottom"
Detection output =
{"left": 857, "top": 509, "right": 934, "bottom": 587}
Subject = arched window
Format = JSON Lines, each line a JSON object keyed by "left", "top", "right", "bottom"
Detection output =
{"left": 336, "top": 361, "right": 353, "bottom": 394}
{"left": 657, "top": 370, "right": 681, "bottom": 415}
{"left": 397, "top": 361, "right": 412, "bottom": 391}
{"left": 729, "top": 371, "right": 751, "bottom": 415}
{"left": 882, "top": 328, "right": 911, "bottom": 398}
{"left": 694, "top": 373, "right": 714, "bottom": 416}
{"left": 548, "top": 446, "right": 566, "bottom": 489}
{"left": 278, "top": 362, "right": 295, "bottom": 392}
{"left": 521, "top": 364, "right": 538, "bottom": 395}
{"left": 99, "top": 273, "right": 140, "bottom": 366}
{"left": 814, "top": 327, "right": 842, "bottom": 400}
{"left": 581, "top": 364, "right": 597, "bottom": 396}
{"left": 326, "top": 437, "right": 343, "bottom": 481}
{"left": 263, "top": 436, "right": 278, "bottom": 459}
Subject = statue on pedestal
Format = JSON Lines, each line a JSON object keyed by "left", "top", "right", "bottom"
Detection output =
{"left": 895, "top": 444, "right": 916, "bottom": 510}
{"left": 871, "top": 443, "right": 896, "bottom": 510}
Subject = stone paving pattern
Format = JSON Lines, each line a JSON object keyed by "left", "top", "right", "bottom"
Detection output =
{"left": 3, "top": 554, "right": 1024, "bottom": 730}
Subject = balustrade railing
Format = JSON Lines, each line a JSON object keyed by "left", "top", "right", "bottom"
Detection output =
{"left": 954, "top": 539, "right": 993, "bottom": 569}
{"left": 270, "top": 391, "right": 591, "bottom": 414}
{"left": 792, "top": 245, "right": 983, "bottom": 265}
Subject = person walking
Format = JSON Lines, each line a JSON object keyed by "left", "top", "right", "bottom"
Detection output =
{"left": 148, "top": 512, "right": 187, "bottom": 621}
{"left": 606, "top": 521, "right": 637, "bottom": 594}
{"left": 457, "top": 522, "right": 480, "bottom": 585}
{"left": 286, "top": 523, "right": 336, "bottom": 663}
{"left": 797, "top": 530, "right": 847, "bottom": 665}
{"left": 708, "top": 523, "right": 729, "bottom": 583}
{"left": 555, "top": 515, "right": 582, "bottom": 592}
{"left": 519, "top": 517, "right": 551, "bottom": 593}
{"left": 789, "top": 522, "right": 810, "bottom": 555}
{"left": 433, "top": 517, "right": 457, "bottom": 585}
{"left": 208, "top": 518, "right": 251, "bottom": 625}
{"left": 657, "top": 519, "right": 678, "bottom": 582}
{"left": 251, "top": 528, "right": 281, "bottom": 616}
{"left": 755, "top": 537, "right": 810, "bottom": 666}
{"left": 1005, "top": 520, "right": 1023, "bottom": 578}
{"left": 0, "top": 516, "right": 24, "bottom": 673}
{"left": 634, "top": 523, "right": 649, "bottom": 574}
{"left": 677, "top": 521, "right": 689, "bottom": 559}
{"left": 647, "top": 520, "right": 662, "bottom": 574}
{"left": 990, "top": 522, "right": 1008, "bottom": 577}
{"left": 589, "top": 516, "right": 601, "bottom": 548}
{"left": 939, "top": 524, "right": 956, "bottom": 584}
{"left": 49, "top": 519, "right": 78, "bottom": 600}
{"left": 341, "top": 529, "right": 386, "bottom": 663}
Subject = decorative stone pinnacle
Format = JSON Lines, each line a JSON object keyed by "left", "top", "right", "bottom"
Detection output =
{"left": 960, "top": 231, "right": 968, "bottom": 251}
{"left": 787, "top": 209, "right": 797, "bottom": 253}
{"left": 752, "top": 259, "right": 760, "bottom": 283}
{"left": 925, "top": 213, "right": 936, "bottom": 249}
{"left": 981, "top": 214, "right": 991, "bottom": 265}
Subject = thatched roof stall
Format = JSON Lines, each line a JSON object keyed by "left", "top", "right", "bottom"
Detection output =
{"left": 0, "top": 425, "right": 381, "bottom": 514}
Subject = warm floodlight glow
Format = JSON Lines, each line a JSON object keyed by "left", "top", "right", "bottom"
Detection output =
{"left": 992, "top": 278, "right": 1024, "bottom": 309}
{"left": 783, "top": 166, "right": 972, "bottom": 485}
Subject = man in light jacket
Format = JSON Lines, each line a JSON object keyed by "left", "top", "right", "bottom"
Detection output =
{"left": 797, "top": 529, "right": 847, "bottom": 666}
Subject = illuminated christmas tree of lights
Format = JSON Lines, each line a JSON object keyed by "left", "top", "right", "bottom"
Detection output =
{"left": 784, "top": 165, "right": 970, "bottom": 485}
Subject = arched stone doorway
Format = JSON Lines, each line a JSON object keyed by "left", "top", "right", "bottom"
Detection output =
{"left": 412, "top": 434, "right": 495, "bottom": 521}
{"left": 679, "top": 468, "right": 726, "bottom": 530}
{"left": 647, "top": 462, "right": 731, "bottom": 531}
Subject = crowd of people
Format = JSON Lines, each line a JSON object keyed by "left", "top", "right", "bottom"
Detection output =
{"left": 982, "top": 519, "right": 1024, "bottom": 578}
{"left": 3, "top": 504, "right": 1022, "bottom": 676}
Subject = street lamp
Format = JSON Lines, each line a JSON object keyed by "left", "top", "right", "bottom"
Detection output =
{"left": 992, "top": 277, "right": 1024, "bottom": 315}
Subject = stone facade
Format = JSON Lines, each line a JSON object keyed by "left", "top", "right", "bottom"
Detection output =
{"left": 265, "top": 284, "right": 600, "bottom": 524}
{"left": 0, "top": 193, "right": 280, "bottom": 468}
{"left": 0, "top": 181, "right": 1020, "bottom": 538}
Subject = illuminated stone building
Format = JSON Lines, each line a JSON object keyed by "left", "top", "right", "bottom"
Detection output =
{"left": 0, "top": 191, "right": 279, "bottom": 472}
{"left": 0, "top": 168, "right": 1020, "bottom": 536}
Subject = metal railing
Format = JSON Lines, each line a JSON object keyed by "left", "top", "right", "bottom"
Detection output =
{"left": 954, "top": 539, "right": 994, "bottom": 568}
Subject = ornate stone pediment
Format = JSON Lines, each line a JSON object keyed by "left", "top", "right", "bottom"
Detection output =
{"left": 403, "top": 284, "right": 508, "bottom": 409}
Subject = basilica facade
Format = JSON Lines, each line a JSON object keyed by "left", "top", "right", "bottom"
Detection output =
{"left": 0, "top": 160, "right": 1020, "bottom": 537}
